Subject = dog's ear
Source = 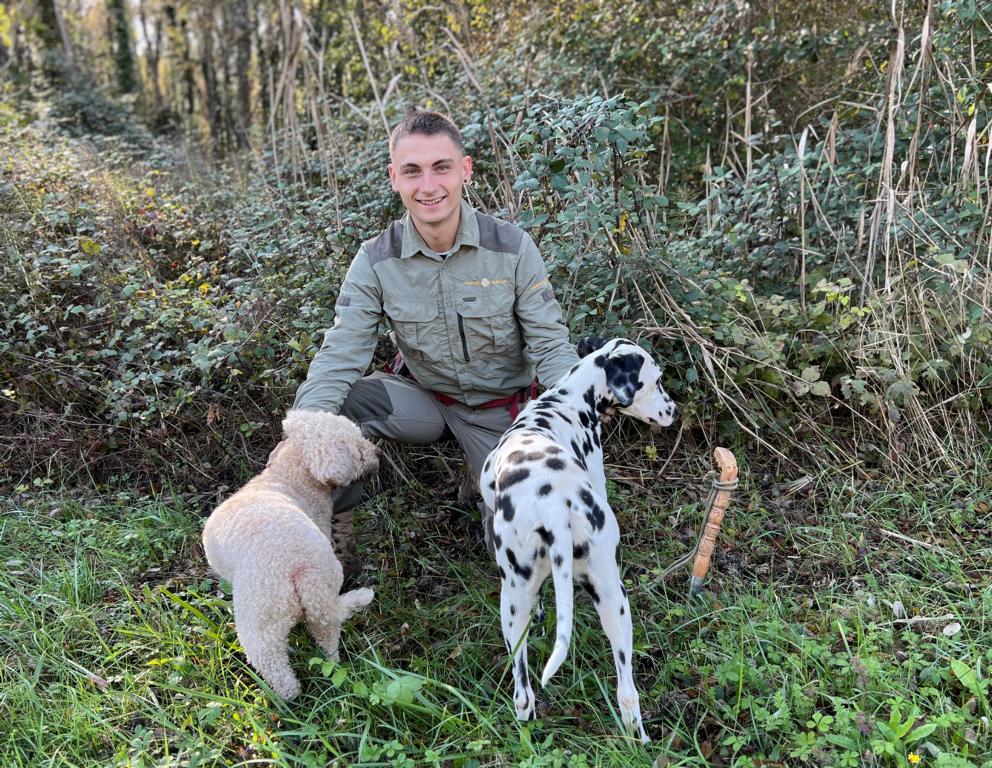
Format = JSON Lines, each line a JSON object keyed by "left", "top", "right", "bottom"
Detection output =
{"left": 594, "top": 346, "right": 645, "bottom": 408}
{"left": 576, "top": 335, "right": 608, "bottom": 358}
{"left": 282, "top": 410, "right": 379, "bottom": 486}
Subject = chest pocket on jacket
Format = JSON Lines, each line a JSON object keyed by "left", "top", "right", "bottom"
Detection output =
{"left": 457, "top": 290, "right": 520, "bottom": 360}
{"left": 384, "top": 296, "right": 441, "bottom": 361}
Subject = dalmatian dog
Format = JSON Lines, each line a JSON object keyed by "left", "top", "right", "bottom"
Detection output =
{"left": 480, "top": 336, "right": 677, "bottom": 743}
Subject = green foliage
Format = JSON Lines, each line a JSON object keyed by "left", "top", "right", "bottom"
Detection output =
{"left": 2, "top": 0, "right": 990, "bottom": 487}
{"left": 2, "top": 476, "right": 991, "bottom": 766}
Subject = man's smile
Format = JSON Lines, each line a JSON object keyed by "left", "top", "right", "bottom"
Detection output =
{"left": 417, "top": 195, "right": 447, "bottom": 206}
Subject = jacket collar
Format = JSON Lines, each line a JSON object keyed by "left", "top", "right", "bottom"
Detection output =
{"left": 400, "top": 200, "right": 479, "bottom": 259}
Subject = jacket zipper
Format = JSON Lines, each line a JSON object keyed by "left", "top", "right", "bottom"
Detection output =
{"left": 457, "top": 315, "right": 470, "bottom": 362}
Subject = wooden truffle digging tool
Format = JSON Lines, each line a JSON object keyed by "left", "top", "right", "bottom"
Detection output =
{"left": 661, "top": 447, "right": 739, "bottom": 597}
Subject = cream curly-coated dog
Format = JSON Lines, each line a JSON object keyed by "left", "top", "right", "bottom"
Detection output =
{"left": 203, "top": 410, "right": 379, "bottom": 699}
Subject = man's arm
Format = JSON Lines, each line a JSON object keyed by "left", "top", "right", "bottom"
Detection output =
{"left": 292, "top": 248, "right": 383, "bottom": 413}
{"left": 513, "top": 234, "right": 580, "bottom": 387}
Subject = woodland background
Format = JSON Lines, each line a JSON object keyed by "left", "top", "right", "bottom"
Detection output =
{"left": 1, "top": 1, "right": 991, "bottom": 767}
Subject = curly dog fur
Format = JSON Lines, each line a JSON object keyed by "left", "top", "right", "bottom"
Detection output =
{"left": 203, "top": 410, "right": 379, "bottom": 699}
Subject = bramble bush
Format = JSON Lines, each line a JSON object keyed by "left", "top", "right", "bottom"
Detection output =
{"left": 1, "top": 2, "right": 989, "bottom": 489}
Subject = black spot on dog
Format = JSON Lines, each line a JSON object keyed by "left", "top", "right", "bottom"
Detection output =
{"left": 577, "top": 336, "right": 608, "bottom": 358}
{"left": 538, "top": 483, "right": 552, "bottom": 496}
{"left": 536, "top": 526, "right": 555, "bottom": 545}
{"left": 553, "top": 554, "right": 564, "bottom": 567}
{"left": 604, "top": 353, "right": 646, "bottom": 406}
{"left": 546, "top": 445, "right": 563, "bottom": 455}
{"left": 546, "top": 457, "right": 565, "bottom": 471}
{"left": 498, "top": 566, "right": 506, "bottom": 579}
{"left": 498, "top": 494, "right": 516, "bottom": 521}
{"left": 488, "top": 480, "right": 496, "bottom": 491}
{"left": 615, "top": 544, "right": 621, "bottom": 566}
{"left": 570, "top": 438, "right": 583, "bottom": 463}
{"left": 559, "top": 388, "right": 570, "bottom": 396}
{"left": 586, "top": 503, "right": 606, "bottom": 531}
{"left": 620, "top": 605, "right": 625, "bottom": 615}
{"left": 538, "top": 546, "right": 547, "bottom": 558}
{"left": 565, "top": 499, "right": 572, "bottom": 508}
{"left": 579, "top": 574, "right": 600, "bottom": 603}
{"left": 579, "top": 488, "right": 595, "bottom": 507}
{"left": 510, "top": 604, "right": 516, "bottom": 616}
{"left": 506, "top": 548, "right": 533, "bottom": 581}
{"left": 522, "top": 438, "right": 533, "bottom": 445}
{"left": 594, "top": 354, "right": 607, "bottom": 368}
{"left": 499, "top": 468, "right": 530, "bottom": 488}
{"left": 535, "top": 417, "right": 551, "bottom": 430}
{"left": 517, "top": 657, "right": 529, "bottom": 690}
{"left": 618, "top": 650, "right": 626, "bottom": 666}
{"left": 508, "top": 450, "right": 527, "bottom": 464}
{"left": 493, "top": 533, "right": 503, "bottom": 550}
{"left": 573, "top": 541, "right": 589, "bottom": 559}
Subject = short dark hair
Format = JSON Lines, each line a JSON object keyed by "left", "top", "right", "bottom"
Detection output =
{"left": 389, "top": 111, "right": 464, "bottom": 155}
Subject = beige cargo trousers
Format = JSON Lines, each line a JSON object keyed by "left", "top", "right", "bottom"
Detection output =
{"left": 332, "top": 369, "right": 524, "bottom": 572}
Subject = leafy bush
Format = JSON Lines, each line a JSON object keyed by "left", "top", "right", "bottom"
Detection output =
{"left": 1, "top": 1, "right": 989, "bottom": 488}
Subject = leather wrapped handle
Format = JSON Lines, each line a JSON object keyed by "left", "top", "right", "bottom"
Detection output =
{"left": 689, "top": 447, "right": 738, "bottom": 596}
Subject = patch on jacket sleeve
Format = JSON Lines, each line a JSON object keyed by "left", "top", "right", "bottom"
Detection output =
{"left": 338, "top": 296, "right": 351, "bottom": 307}
{"left": 541, "top": 287, "right": 554, "bottom": 302}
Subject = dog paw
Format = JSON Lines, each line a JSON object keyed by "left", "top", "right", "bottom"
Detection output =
{"left": 271, "top": 678, "right": 301, "bottom": 700}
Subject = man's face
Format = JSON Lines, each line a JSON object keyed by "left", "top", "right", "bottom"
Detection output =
{"left": 388, "top": 132, "right": 472, "bottom": 235}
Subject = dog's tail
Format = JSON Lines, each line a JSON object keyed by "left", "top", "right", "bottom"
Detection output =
{"left": 336, "top": 587, "right": 374, "bottom": 622}
{"left": 541, "top": 518, "right": 574, "bottom": 687}
{"left": 293, "top": 564, "right": 374, "bottom": 628}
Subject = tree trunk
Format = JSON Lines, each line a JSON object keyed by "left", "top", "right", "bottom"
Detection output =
{"left": 138, "top": 0, "right": 163, "bottom": 113}
{"left": 232, "top": 0, "right": 253, "bottom": 148}
{"left": 107, "top": 0, "right": 136, "bottom": 93}
{"left": 199, "top": 3, "right": 223, "bottom": 152}
{"left": 165, "top": 4, "right": 196, "bottom": 122}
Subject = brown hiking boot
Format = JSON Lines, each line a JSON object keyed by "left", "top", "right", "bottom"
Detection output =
{"left": 330, "top": 505, "right": 362, "bottom": 582}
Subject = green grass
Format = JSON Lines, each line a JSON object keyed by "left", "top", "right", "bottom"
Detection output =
{"left": 1, "top": 469, "right": 990, "bottom": 767}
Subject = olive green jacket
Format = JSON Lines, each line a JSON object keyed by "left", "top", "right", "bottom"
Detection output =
{"left": 293, "top": 201, "right": 579, "bottom": 413}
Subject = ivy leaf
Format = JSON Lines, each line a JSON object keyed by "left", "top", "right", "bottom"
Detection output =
{"left": 378, "top": 675, "right": 423, "bottom": 706}
{"left": 79, "top": 237, "right": 101, "bottom": 256}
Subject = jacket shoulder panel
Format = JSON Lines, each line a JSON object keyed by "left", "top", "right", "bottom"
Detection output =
{"left": 364, "top": 220, "right": 404, "bottom": 265}
{"left": 476, "top": 212, "right": 525, "bottom": 255}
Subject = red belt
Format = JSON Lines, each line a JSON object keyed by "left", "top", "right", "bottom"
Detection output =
{"left": 433, "top": 382, "right": 538, "bottom": 420}
{"left": 384, "top": 352, "right": 537, "bottom": 420}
